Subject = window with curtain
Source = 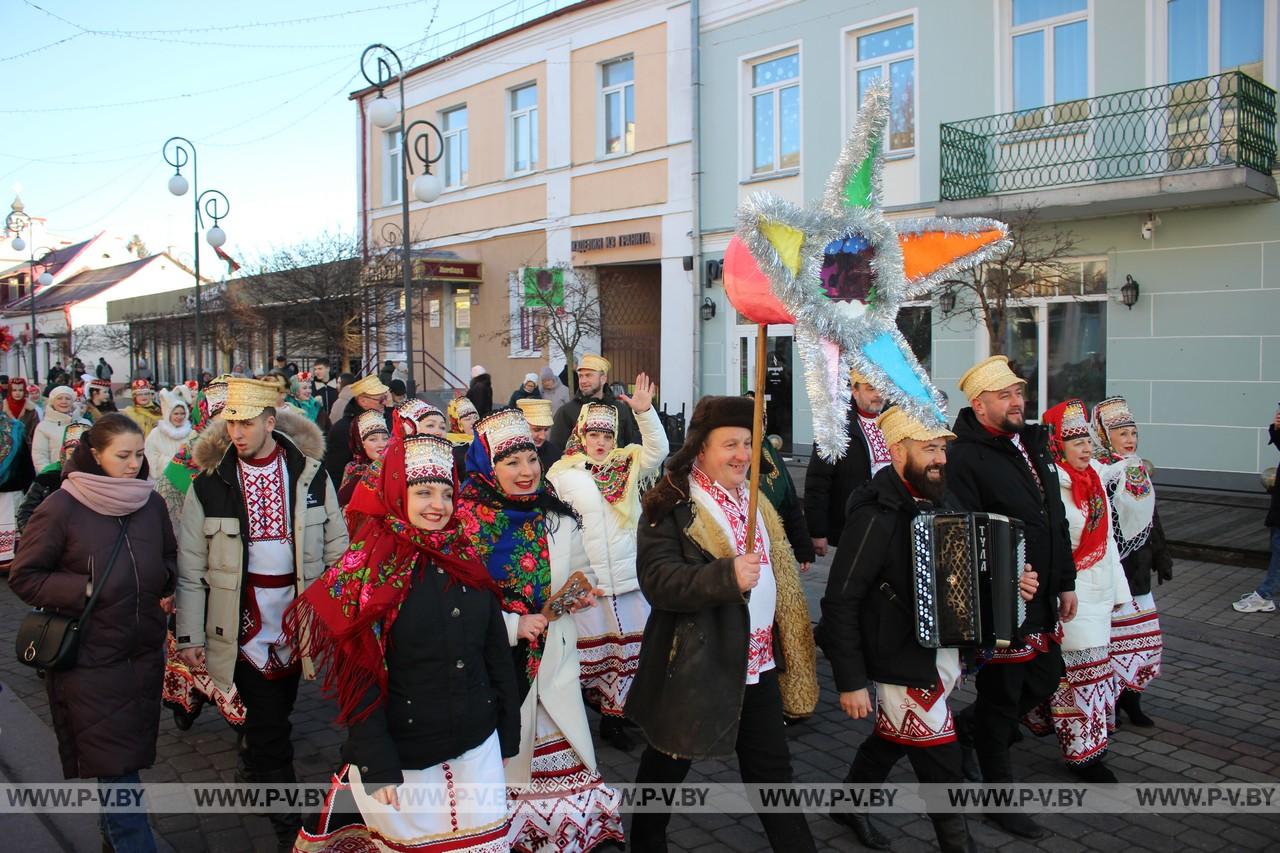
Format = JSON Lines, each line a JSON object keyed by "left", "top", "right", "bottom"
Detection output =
{"left": 854, "top": 20, "right": 916, "bottom": 152}
{"left": 748, "top": 51, "right": 800, "bottom": 175}
{"left": 384, "top": 130, "right": 402, "bottom": 204}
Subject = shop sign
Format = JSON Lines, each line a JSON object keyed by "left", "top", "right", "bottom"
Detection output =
{"left": 571, "top": 232, "right": 653, "bottom": 253}
{"left": 412, "top": 259, "right": 483, "bottom": 282}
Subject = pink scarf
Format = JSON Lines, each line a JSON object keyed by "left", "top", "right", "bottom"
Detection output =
{"left": 62, "top": 471, "right": 155, "bottom": 516}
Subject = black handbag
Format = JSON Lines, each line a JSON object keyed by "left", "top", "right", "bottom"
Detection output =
{"left": 15, "top": 517, "right": 131, "bottom": 671}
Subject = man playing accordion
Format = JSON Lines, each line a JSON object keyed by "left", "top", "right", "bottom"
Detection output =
{"left": 820, "top": 407, "right": 1038, "bottom": 853}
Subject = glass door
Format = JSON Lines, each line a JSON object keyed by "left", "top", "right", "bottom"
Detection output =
{"left": 447, "top": 286, "right": 472, "bottom": 381}
{"left": 736, "top": 323, "right": 795, "bottom": 453}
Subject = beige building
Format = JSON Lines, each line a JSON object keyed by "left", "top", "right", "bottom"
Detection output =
{"left": 354, "top": 0, "right": 695, "bottom": 409}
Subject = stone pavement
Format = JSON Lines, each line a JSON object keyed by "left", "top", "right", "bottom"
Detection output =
{"left": 2, "top": 555, "right": 1278, "bottom": 852}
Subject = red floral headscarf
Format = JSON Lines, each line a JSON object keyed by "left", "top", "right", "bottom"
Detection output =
{"left": 1044, "top": 398, "right": 1109, "bottom": 572}
{"left": 284, "top": 435, "right": 497, "bottom": 724}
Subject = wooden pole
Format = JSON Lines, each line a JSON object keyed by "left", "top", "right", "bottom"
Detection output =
{"left": 744, "top": 323, "right": 768, "bottom": 549}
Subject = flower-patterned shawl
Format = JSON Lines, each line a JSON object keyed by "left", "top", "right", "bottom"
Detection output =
{"left": 1044, "top": 399, "right": 1110, "bottom": 573}
{"left": 546, "top": 403, "right": 655, "bottom": 529}
{"left": 1089, "top": 402, "right": 1156, "bottom": 560}
{"left": 453, "top": 428, "right": 579, "bottom": 685}
{"left": 283, "top": 436, "right": 496, "bottom": 725}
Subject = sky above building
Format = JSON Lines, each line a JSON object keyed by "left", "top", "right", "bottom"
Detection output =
{"left": 2, "top": 0, "right": 560, "bottom": 271}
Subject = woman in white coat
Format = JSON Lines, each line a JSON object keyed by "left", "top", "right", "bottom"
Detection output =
{"left": 547, "top": 374, "right": 667, "bottom": 751}
{"left": 1025, "top": 399, "right": 1130, "bottom": 783}
{"left": 31, "top": 385, "right": 78, "bottom": 472}
{"left": 143, "top": 389, "right": 193, "bottom": 479}
{"left": 453, "top": 408, "right": 624, "bottom": 853}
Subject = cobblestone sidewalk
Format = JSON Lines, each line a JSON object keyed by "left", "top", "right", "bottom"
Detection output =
{"left": 1, "top": 558, "right": 1277, "bottom": 851}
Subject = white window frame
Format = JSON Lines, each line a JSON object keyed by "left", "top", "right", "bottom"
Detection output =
{"left": 1001, "top": 0, "right": 1093, "bottom": 112}
{"left": 441, "top": 105, "right": 468, "bottom": 190}
{"left": 847, "top": 13, "right": 918, "bottom": 157}
{"left": 508, "top": 84, "right": 539, "bottom": 177}
{"left": 1152, "top": 0, "right": 1276, "bottom": 87}
{"left": 975, "top": 255, "right": 1109, "bottom": 419}
{"left": 599, "top": 56, "right": 635, "bottom": 158}
{"left": 740, "top": 43, "right": 802, "bottom": 181}
{"left": 383, "top": 129, "right": 402, "bottom": 205}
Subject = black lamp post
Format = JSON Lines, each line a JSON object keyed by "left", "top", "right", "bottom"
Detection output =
{"left": 4, "top": 201, "right": 55, "bottom": 383}
{"left": 163, "top": 137, "right": 230, "bottom": 380}
{"left": 361, "top": 43, "right": 444, "bottom": 396}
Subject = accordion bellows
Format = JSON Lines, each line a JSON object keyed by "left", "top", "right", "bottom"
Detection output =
{"left": 911, "top": 512, "right": 1026, "bottom": 649}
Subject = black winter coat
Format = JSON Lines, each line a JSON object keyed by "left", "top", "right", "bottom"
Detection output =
{"left": 344, "top": 561, "right": 520, "bottom": 790}
{"left": 819, "top": 468, "right": 950, "bottom": 691}
{"left": 508, "top": 386, "right": 541, "bottom": 408}
{"left": 10, "top": 489, "right": 177, "bottom": 778}
{"left": 548, "top": 389, "right": 640, "bottom": 450}
{"left": 804, "top": 404, "right": 874, "bottom": 547}
{"left": 16, "top": 469, "right": 59, "bottom": 532}
{"left": 467, "top": 374, "right": 493, "bottom": 417}
{"left": 1268, "top": 424, "right": 1280, "bottom": 528}
{"left": 325, "top": 398, "right": 391, "bottom": 485}
{"left": 1119, "top": 508, "right": 1173, "bottom": 596}
{"left": 945, "top": 408, "right": 1075, "bottom": 636}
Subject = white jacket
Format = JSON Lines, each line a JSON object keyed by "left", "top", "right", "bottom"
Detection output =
{"left": 144, "top": 419, "right": 192, "bottom": 478}
{"left": 31, "top": 408, "right": 74, "bottom": 472}
{"left": 547, "top": 406, "right": 669, "bottom": 597}
{"left": 1058, "top": 460, "right": 1131, "bottom": 653}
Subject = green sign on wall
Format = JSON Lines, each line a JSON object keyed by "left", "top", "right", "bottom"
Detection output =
{"left": 523, "top": 267, "right": 564, "bottom": 308}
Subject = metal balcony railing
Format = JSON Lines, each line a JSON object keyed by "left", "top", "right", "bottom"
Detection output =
{"left": 940, "top": 71, "right": 1277, "bottom": 201}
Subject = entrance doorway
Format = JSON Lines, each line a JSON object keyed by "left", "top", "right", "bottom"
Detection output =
{"left": 597, "top": 264, "right": 662, "bottom": 389}
{"left": 736, "top": 324, "right": 795, "bottom": 453}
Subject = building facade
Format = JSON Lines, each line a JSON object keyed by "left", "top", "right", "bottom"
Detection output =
{"left": 695, "top": 0, "right": 1280, "bottom": 490}
{"left": 353, "top": 0, "right": 695, "bottom": 409}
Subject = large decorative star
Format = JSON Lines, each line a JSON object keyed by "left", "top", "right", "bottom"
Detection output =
{"left": 724, "top": 82, "right": 1011, "bottom": 461}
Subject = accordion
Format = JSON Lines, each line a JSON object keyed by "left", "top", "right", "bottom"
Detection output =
{"left": 910, "top": 512, "right": 1027, "bottom": 649}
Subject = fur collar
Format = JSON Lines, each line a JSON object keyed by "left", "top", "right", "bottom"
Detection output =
{"left": 683, "top": 498, "right": 794, "bottom": 574}
{"left": 191, "top": 407, "right": 325, "bottom": 473}
{"left": 153, "top": 417, "right": 193, "bottom": 442}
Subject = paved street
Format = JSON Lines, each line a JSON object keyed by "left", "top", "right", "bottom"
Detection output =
{"left": 2, "top": 554, "right": 1278, "bottom": 852}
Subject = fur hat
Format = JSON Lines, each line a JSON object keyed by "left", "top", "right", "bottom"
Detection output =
{"left": 159, "top": 388, "right": 189, "bottom": 421}
{"left": 642, "top": 395, "right": 756, "bottom": 519}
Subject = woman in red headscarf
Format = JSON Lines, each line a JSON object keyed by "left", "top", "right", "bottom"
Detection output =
{"left": 288, "top": 433, "right": 519, "bottom": 853}
{"left": 1024, "top": 399, "right": 1131, "bottom": 782}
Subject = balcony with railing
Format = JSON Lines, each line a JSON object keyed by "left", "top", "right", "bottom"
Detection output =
{"left": 937, "top": 72, "right": 1278, "bottom": 220}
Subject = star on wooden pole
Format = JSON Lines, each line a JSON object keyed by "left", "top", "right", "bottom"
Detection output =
{"left": 724, "top": 82, "right": 1012, "bottom": 460}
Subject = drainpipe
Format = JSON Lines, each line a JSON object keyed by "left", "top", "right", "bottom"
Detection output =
{"left": 689, "top": 0, "right": 704, "bottom": 400}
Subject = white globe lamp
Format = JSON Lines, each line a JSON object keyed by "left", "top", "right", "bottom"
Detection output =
{"left": 169, "top": 173, "right": 189, "bottom": 196}
{"left": 369, "top": 95, "right": 398, "bottom": 129}
{"left": 206, "top": 225, "right": 227, "bottom": 249}
{"left": 37, "top": 271, "right": 52, "bottom": 287}
{"left": 11, "top": 235, "right": 25, "bottom": 252}
{"left": 413, "top": 172, "right": 442, "bottom": 203}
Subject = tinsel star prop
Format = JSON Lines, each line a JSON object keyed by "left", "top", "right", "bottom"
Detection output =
{"left": 723, "top": 82, "right": 1012, "bottom": 461}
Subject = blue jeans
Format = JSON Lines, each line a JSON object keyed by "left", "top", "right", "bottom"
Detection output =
{"left": 1256, "top": 527, "right": 1280, "bottom": 600}
{"left": 97, "top": 772, "right": 157, "bottom": 853}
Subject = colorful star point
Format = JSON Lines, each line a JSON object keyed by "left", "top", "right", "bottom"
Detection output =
{"left": 724, "top": 82, "right": 1011, "bottom": 460}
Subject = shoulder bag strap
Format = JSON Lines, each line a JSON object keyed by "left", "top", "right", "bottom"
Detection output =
{"left": 78, "top": 514, "right": 133, "bottom": 627}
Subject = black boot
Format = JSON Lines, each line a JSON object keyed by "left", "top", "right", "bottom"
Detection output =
{"left": 930, "top": 815, "right": 977, "bottom": 853}
{"left": 599, "top": 715, "right": 635, "bottom": 751}
{"left": 1117, "top": 690, "right": 1154, "bottom": 727}
{"left": 953, "top": 707, "right": 983, "bottom": 783}
{"left": 171, "top": 704, "right": 200, "bottom": 731}
{"left": 1069, "top": 761, "right": 1118, "bottom": 783}
{"left": 259, "top": 765, "right": 302, "bottom": 852}
{"left": 976, "top": 746, "right": 1046, "bottom": 840}
{"left": 830, "top": 812, "right": 890, "bottom": 850}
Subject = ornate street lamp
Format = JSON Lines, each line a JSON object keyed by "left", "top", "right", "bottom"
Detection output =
{"left": 163, "top": 137, "right": 230, "bottom": 380}
{"left": 360, "top": 43, "right": 445, "bottom": 395}
{"left": 5, "top": 199, "right": 56, "bottom": 382}
{"left": 1121, "top": 275, "right": 1140, "bottom": 310}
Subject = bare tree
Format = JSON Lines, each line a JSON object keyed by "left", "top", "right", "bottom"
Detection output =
{"left": 940, "top": 207, "right": 1087, "bottom": 355}
{"left": 492, "top": 265, "right": 602, "bottom": 381}
{"left": 234, "top": 231, "right": 365, "bottom": 368}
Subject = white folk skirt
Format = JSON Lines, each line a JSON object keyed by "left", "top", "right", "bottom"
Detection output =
{"left": 1110, "top": 592, "right": 1162, "bottom": 693}
{"left": 295, "top": 730, "right": 510, "bottom": 853}
{"left": 507, "top": 705, "right": 624, "bottom": 853}
{"left": 574, "top": 589, "right": 649, "bottom": 717}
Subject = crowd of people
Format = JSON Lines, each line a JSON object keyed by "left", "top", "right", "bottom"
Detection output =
{"left": 4, "top": 344, "right": 1271, "bottom": 853}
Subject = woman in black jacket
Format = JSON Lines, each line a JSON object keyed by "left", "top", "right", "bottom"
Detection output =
{"left": 10, "top": 414, "right": 176, "bottom": 853}
{"left": 288, "top": 433, "right": 519, "bottom": 853}
{"left": 16, "top": 419, "right": 90, "bottom": 532}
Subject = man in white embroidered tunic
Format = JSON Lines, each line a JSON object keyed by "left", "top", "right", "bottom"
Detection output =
{"left": 176, "top": 378, "right": 347, "bottom": 850}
